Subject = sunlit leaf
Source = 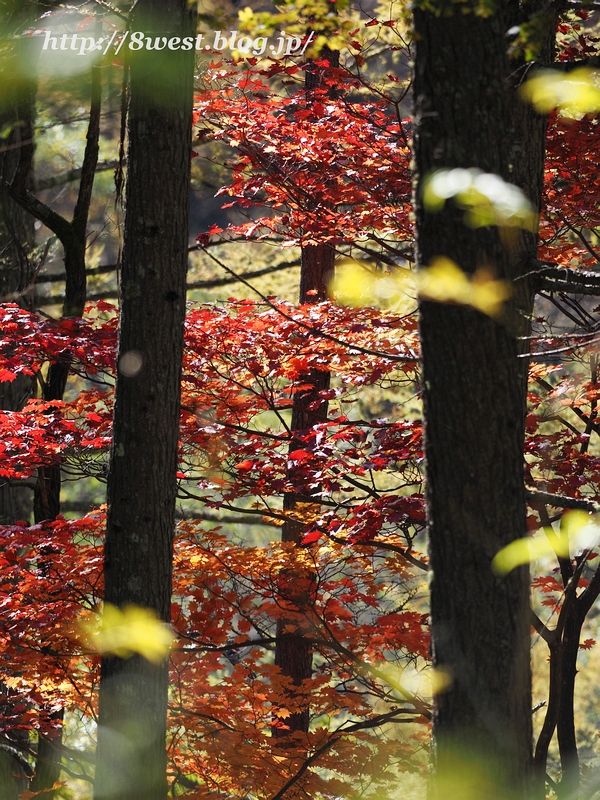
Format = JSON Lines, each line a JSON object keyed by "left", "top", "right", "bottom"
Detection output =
{"left": 423, "top": 168, "right": 537, "bottom": 231}
{"left": 520, "top": 68, "right": 600, "bottom": 119}
{"left": 417, "top": 258, "right": 471, "bottom": 305}
{"left": 331, "top": 257, "right": 511, "bottom": 318}
{"left": 329, "top": 259, "right": 412, "bottom": 310}
{"left": 374, "top": 663, "right": 452, "bottom": 698}
{"left": 492, "top": 510, "right": 600, "bottom": 574}
{"left": 491, "top": 535, "right": 563, "bottom": 574}
{"left": 417, "top": 258, "right": 512, "bottom": 317}
{"left": 81, "top": 603, "right": 175, "bottom": 663}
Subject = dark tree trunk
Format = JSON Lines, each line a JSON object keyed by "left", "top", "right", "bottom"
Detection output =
{"left": 0, "top": 28, "right": 36, "bottom": 528}
{"left": 0, "top": 21, "right": 37, "bottom": 800}
{"left": 93, "top": 2, "right": 195, "bottom": 798}
{"left": 273, "top": 245, "right": 334, "bottom": 736}
{"left": 273, "top": 51, "right": 337, "bottom": 737}
{"left": 29, "top": 712, "right": 63, "bottom": 797}
{"left": 556, "top": 605, "right": 583, "bottom": 799}
{"left": 412, "top": 2, "right": 555, "bottom": 797}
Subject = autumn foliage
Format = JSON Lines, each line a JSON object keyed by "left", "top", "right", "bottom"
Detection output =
{"left": 3, "top": 17, "right": 600, "bottom": 795}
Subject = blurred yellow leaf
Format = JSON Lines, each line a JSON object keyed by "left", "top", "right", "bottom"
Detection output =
{"left": 423, "top": 168, "right": 537, "bottom": 231}
{"left": 238, "top": 6, "right": 256, "bottom": 26}
{"left": 81, "top": 603, "right": 175, "bottom": 663}
{"left": 330, "top": 257, "right": 511, "bottom": 318}
{"left": 520, "top": 68, "right": 600, "bottom": 119}
{"left": 430, "top": 666, "right": 454, "bottom": 695}
{"left": 330, "top": 259, "right": 412, "bottom": 310}
{"left": 417, "top": 258, "right": 512, "bottom": 317}
{"left": 492, "top": 510, "right": 600, "bottom": 575}
{"left": 417, "top": 258, "right": 471, "bottom": 305}
{"left": 374, "top": 662, "right": 452, "bottom": 698}
{"left": 491, "top": 536, "right": 563, "bottom": 575}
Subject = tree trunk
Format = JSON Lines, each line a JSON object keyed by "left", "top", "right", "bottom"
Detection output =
{"left": 0, "top": 20, "right": 37, "bottom": 799}
{"left": 412, "top": 3, "right": 555, "bottom": 797}
{"left": 0, "top": 22, "right": 36, "bottom": 527}
{"left": 93, "top": 2, "right": 195, "bottom": 798}
{"left": 273, "top": 49, "right": 338, "bottom": 737}
{"left": 274, "top": 243, "right": 334, "bottom": 736}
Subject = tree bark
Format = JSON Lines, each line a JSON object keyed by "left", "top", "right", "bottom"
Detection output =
{"left": 412, "top": 2, "right": 555, "bottom": 797}
{"left": 0, "top": 19, "right": 38, "bottom": 799}
{"left": 0, "top": 21, "right": 36, "bottom": 527}
{"left": 273, "top": 50, "right": 338, "bottom": 737}
{"left": 273, "top": 246, "right": 334, "bottom": 736}
{"left": 93, "top": 2, "right": 195, "bottom": 798}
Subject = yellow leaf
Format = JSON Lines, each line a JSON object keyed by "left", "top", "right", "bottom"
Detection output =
{"left": 470, "top": 269, "right": 514, "bottom": 316}
{"left": 330, "top": 256, "right": 511, "bottom": 318}
{"left": 560, "top": 510, "right": 598, "bottom": 546}
{"left": 238, "top": 6, "right": 256, "bottom": 26}
{"left": 417, "top": 258, "right": 471, "bottom": 305}
{"left": 423, "top": 169, "right": 537, "bottom": 231}
{"left": 80, "top": 603, "right": 175, "bottom": 663}
{"left": 520, "top": 68, "right": 600, "bottom": 119}
{"left": 492, "top": 510, "right": 600, "bottom": 575}
{"left": 374, "top": 662, "right": 452, "bottom": 698}
{"left": 329, "top": 258, "right": 412, "bottom": 310}
{"left": 491, "top": 536, "right": 561, "bottom": 575}
{"left": 417, "top": 258, "right": 512, "bottom": 317}
{"left": 430, "top": 666, "right": 453, "bottom": 696}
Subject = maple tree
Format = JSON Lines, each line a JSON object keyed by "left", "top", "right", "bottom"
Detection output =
{"left": 3, "top": 2, "right": 600, "bottom": 800}
{"left": 0, "top": 296, "right": 430, "bottom": 798}
{"left": 188, "top": 12, "right": 600, "bottom": 796}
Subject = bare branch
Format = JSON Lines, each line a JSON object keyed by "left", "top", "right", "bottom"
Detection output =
{"left": 527, "top": 489, "right": 600, "bottom": 514}
{"left": 530, "top": 262, "right": 600, "bottom": 296}
{"left": 34, "top": 160, "right": 119, "bottom": 193}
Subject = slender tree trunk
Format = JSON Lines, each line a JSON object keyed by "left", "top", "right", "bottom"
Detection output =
{"left": 93, "top": 2, "right": 195, "bottom": 798}
{"left": 412, "top": 3, "right": 555, "bottom": 797}
{"left": 273, "top": 46, "right": 339, "bottom": 735}
{"left": 18, "top": 60, "right": 100, "bottom": 796}
{"left": 556, "top": 605, "right": 583, "bottom": 800}
{"left": 0, "top": 23, "right": 37, "bottom": 800}
{"left": 274, "top": 243, "right": 334, "bottom": 736}
{"left": 534, "top": 564, "right": 600, "bottom": 799}
{"left": 0, "top": 192, "right": 34, "bottom": 800}
{"left": 0, "top": 25, "right": 36, "bottom": 527}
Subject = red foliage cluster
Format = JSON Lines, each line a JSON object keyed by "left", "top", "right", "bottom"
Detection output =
{"left": 0, "top": 295, "right": 429, "bottom": 793}
{"left": 4, "top": 38, "right": 600, "bottom": 795}
{"left": 194, "top": 65, "right": 412, "bottom": 250}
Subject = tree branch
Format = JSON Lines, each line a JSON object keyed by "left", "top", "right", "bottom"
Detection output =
{"left": 526, "top": 489, "right": 600, "bottom": 513}
{"left": 530, "top": 262, "right": 600, "bottom": 296}
{"left": 269, "top": 707, "right": 418, "bottom": 800}
{"left": 34, "top": 160, "right": 119, "bottom": 193}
